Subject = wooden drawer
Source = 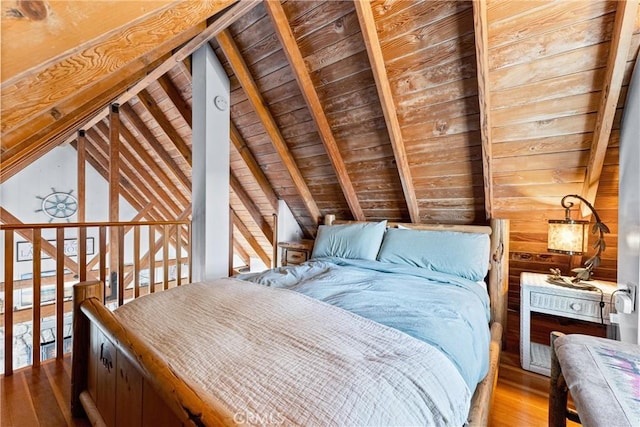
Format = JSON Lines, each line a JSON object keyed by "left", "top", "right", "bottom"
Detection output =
{"left": 285, "top": 249, "right": 308, "bottom": 265}
{"left": 530, "top": 291, "right": 610, "bottom": 322}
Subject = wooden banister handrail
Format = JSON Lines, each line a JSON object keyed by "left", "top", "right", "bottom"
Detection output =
{"left": 2, "top": 219, "right": 191, "bottom": 376}
{"left": 0, "top": 219, "right": 190, "bottom": 231}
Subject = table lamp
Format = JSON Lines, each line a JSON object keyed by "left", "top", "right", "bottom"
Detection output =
{"left": 547, "top": 194, "right": 610, "bottom": 286}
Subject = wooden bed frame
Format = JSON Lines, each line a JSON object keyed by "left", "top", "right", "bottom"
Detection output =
{"left": 71, "top": 217, "right": 509, "bottom": 426}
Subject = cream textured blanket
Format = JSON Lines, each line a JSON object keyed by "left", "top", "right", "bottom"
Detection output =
{"left": 115, "top": 279, "right": 470, "bottom": 426}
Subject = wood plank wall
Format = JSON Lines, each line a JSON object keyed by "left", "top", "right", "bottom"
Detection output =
{"left": 372, "top": 0, "right": 485, "bottom": 224}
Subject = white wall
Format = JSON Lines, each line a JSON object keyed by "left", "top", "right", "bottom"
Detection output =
{"left": 617, "top": 54, "right": 640, "bottom": 344}
{"left": 276, "top": 200, "right": 304, "bottom": 267}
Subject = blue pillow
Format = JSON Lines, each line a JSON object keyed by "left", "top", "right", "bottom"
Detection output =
{"left": 377, "top": 228, "right": 490, "bottom": 281}
{"left": 311, "top": 221, "right": 387, "bottom": 260}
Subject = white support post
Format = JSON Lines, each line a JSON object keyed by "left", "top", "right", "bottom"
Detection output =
{"left": 192, "top": 43, "right": 230, "bottom": 280}
{"left": 618, "top": 55, "right": 640, "bottom": 344}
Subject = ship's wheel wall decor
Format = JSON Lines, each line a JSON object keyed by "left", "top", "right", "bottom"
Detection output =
{"left": 35, "top": 188, "right": 77, "bottom": 222}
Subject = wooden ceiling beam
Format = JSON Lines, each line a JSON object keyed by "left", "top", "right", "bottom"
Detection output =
{"left": 232, "top": 209, "right": 271, "bottom": 267}
{"left": 217, "top": 29, "right": 322, "bottom": 226}
{"left": 86, "top": 128, "right": 176, "bottom": 220}
{"left": 157, "top": 75, "right": 193, "bottom": 128}
{"left": 73, "top": 138, "right": 151, "bottom": 216}
{"left": 1, "top": 0, "right": 235, "bottom": 136}
{"left": 65, "top": 0, "right": 260, "bottom": 145}
{"left": 354, "top": 0, "right": 420, "bottom": 223}
{"left": 92, "top": 122, "right": 185, "bottom": 217}
{"left": 230, "top": 121, "right": 279, "bottom": 212}
{"left": 118, "top": 120, "right": 191, "bottom": 208}
{"left": 472, "top": 0, "right": 495, "bottom": 220}
{"left": 580, "top": 0, "right": 638, "bottom": 216}
{"left": 0, "top": 53, "right": 170, "bottom": 183}
{"left": 137, "top": 89, "right": 193, "bottom": 166}
{"left": 233, "top": 242, "right": 251, "bottom": 268}
{"left": 265, "top": 0, "right": 365, "bottom": 221}
{"left": 230, "top": 172, "right": 274, "bottom": 244}
{"left": 120, "top": 104, "right": 192, "bottom": 192}
{"left": 95, "top": 120, "right": 189, "bottom": 212}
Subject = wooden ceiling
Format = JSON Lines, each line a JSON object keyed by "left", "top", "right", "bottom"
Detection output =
{"left": 2, "top": 0, "right": 640, "bottom": 281}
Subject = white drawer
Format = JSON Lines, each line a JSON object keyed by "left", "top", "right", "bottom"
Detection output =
{"left": 530, "top": 291, "right": 610, "bottom": 322}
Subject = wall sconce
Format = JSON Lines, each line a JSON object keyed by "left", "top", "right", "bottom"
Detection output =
{"left": 547, "top": 194, "right": 610, "bottom": 285}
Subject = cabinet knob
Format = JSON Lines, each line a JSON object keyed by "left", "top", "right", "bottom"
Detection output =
{"left": 570, "top": 303, "right": 582, "bottom": 311}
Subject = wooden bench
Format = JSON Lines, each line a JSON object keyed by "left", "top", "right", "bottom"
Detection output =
{"left": 549, "top": 332, "right": 640, "bottom": 427}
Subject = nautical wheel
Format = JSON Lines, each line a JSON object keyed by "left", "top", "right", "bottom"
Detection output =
{"left": 36, "top": 188, "right": 78, "bottom": 222}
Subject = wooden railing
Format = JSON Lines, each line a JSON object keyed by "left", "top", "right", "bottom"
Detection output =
{"left": 1, "top": 220, "right": 191, "bottom": 376}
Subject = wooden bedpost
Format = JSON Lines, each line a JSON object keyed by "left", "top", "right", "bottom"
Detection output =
{"left": 71, "top": 280, "right": 103, "bottom": 417}
{"left": 489, "top": 219, "right": 509, "bottom": 334}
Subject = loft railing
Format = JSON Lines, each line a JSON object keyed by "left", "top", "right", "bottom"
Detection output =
{"left": 1, "top": 220, "right": 191, "bottom": 376}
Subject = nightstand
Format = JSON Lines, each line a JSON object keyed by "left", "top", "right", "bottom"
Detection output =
{"left": 278, "top": 240, "right": 314, "bottom": 266}
{"left": 520, "top": 271, "right": 617, "bottom": 376}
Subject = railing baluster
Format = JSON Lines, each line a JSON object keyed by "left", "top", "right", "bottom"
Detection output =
{"left": 56, "top": 227, "right": 64, "bottom": 359}
{"left": 99, "top": 226, "right": 106, "bottom": 301}
{"left": 176, "top": 224, "right": 182, "bottom": 287}
{"left": 79, "top": 226, "right": 87, "bottom": 282}
{"left": 32, "top": 229, "right": 42, "bottom": 367}
{"left": 149, "top": 225, "right": 155, "bottom": 293}
{"left": 118, "top": 226, "right": 125, "bottom": 306}
{"left": 163, "top": 224, "right": 169, "bottom": 290}
{"left": 134, "top": 226, "right": 140, "bottom": 298}
{"left": 4, "top": 230, "right": 14, "bottom": 375}
{"left": 1, "top": 220, "right": 190, "bottom": 371}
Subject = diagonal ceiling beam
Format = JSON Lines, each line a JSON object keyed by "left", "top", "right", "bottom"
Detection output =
{"left": 157, "top": 75, "right": 193, "bottom": 128}
{"left": 217, "top": 29, "right": 322, "bottom": 226}
{"left": 137, "top": 89, "right": 192, "bottom": 166}
{"left": 120, "top": 103, "right": 192, "bottom": 192}
{"left": 59, "top": 0, "right": 260, "bottom": 146}
{"left": 265, "top": 0, "right": 365, "bottom": 221}
{"left": 95, "top": 120, "right": 189, "bottom": 213}
{"left": 119, "top": 121, "right": 190, "bottom": 209}
{"left": 580, "top": 0, "right": 638, "bottom": 216}
{"left": 472, "top": 0, "right": 495, "bottom": 220}
{"left": 230, "top": 122, "right": 279, "bottom": 212}
{"left": 354, "top": 0, "right": 420, "bottom": 223}
{"left": 0, "top": 54, "right": 171, "bottom": 183}
{"left": 230, "top": 172, "right": 274, "bottom": 244}
{"left": 232, "top": 209, "right": 271, "bottom": 267}
{"left": 233, "top": 241, "right": 251, "bottom": 267}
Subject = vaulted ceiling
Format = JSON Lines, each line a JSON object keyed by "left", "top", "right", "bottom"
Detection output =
{"left": 2, "top": 0, "right": 640, "bottom": 284}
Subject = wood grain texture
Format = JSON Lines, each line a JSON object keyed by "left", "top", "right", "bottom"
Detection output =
{"left": 217, "top": 28, "right": 322, "bottom": 226}
{"left": 354, "top": 0, "right": 419, "bottom": 223}
{"left": 580, "top": 0, "right": 638, "bottom": 215}
{"left": 473, "top": 0, "right": 494, "bottom": 219}
{"left": 1, "top": 0, "right": 234, "bottom": 134}
{"left": 266, "top": 0, "right": 365, "bottom": 221}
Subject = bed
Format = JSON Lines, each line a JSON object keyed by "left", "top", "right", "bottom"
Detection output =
{"left": 71, "top": 216, "right": 509, "bottom": 426}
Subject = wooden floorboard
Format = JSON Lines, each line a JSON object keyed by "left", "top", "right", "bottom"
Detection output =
{"left": 1, "top": 351, "right": 577, "bottom": 426}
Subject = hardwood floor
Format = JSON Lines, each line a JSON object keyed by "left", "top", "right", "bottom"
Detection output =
{"left": 1, "top": 351, "right": 576, "bottom": 426}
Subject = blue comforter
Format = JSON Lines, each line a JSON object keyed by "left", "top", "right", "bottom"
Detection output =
{"left": 238, "top": 257, "right": 490, "bottom": 390}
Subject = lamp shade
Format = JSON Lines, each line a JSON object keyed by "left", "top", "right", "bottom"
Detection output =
{"left": 547, "top": 219, "right": 589, "bottom": 255}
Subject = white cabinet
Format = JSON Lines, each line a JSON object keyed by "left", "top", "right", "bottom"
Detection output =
{"left": 520, "top": 272, "right": 617, "bottom": 376}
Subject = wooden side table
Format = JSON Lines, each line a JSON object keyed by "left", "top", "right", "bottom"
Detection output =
{"left": 278, "top": 240, "right": 314, "bottom": 266}
{"left": 520, "top": 272, "right": 617, "bottom": 376}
